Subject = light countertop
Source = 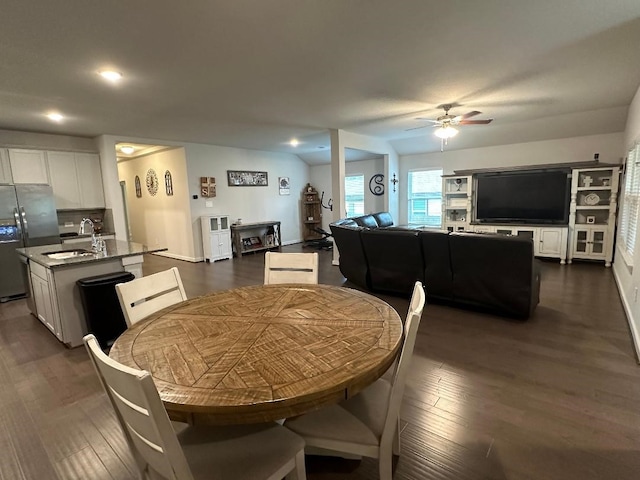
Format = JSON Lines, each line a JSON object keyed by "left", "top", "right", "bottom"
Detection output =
{"left": 17, "top": 239, "right": 167, "bottom": 269}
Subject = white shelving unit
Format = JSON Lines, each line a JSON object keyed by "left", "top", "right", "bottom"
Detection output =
{"left": 201, "top": 215, "right": 232, "bottom": 262}
{"left": 441, "top": 163, "right": 620, "bottom": 266}
{"left": 568, "top": 166, "right": 619, "bottom": 267}
{"left": 442, "top": 175, "right": 472, "bottom": 232}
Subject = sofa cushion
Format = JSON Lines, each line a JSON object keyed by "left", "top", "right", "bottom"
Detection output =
{"left": 334, "top": 218, "right": 358, "bottom": 228}
{"left": 330, "top": 224, "right": 370, "bottom": 289}
{"left": 448, "top": 232, "right": 539, "bottom": 318}
{"left": 418, "top": 230, "right": 454, "bottom": 301}
{"left": 353, "top": 215, "right": 379, "bottom": 229}
{"left": 360, "top": 228, "right": 423, "bottom": 295}
{"left": 372, "top": 212, "right": 394, "bottom": 228}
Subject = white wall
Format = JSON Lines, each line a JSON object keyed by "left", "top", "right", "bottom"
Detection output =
{"left": 310, "top": 157, "right": 385, "bottom": 231}
{"left": 399, "top": 132, "right": 624, "bottom": 225}
{"left": 184, "top": 143, "right": 309, "bottom": 258}
{"left": 613, "top": 84, "right": 640, "bottom": 360}
{"left": 117, "top": 148, "right": 194, "bottom": 261}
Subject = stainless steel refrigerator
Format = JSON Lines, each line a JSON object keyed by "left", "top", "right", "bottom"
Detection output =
{"left": 0, "top": 185, "right": 59, "bottom": 301}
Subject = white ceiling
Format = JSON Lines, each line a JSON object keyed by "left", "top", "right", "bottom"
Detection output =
{"left": 1, "top": 1, "right": 639, "bottom": 165}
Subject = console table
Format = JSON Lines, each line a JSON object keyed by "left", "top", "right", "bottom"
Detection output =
{"left": 230, "top": 221, "right": 281, "bottom": 257}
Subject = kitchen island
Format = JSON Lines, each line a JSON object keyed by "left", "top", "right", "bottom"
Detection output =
{"left": 17, "top": 239, "right": 166, "bottom": 348}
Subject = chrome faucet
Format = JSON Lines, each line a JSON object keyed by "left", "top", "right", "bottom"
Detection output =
{"left": 79, "top": 218, "right": 101, "bottom": 252}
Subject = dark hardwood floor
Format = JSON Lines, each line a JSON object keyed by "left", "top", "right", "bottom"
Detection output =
{"left": 1, "top": 245, "right": 639, "bottom": 479}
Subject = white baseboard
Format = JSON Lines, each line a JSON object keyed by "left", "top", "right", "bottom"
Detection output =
{"left": 151, "top": 251, "right": 200, "bottom": 263}
{"left": 612, "top": 267, "right": 640, "bottom": 363}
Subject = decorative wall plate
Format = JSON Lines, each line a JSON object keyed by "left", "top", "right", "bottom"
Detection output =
{"left": 146, "top": 169, "right": 159, "bottom": 196}
{"left": 583, "top": 192, "right": 600, "bottom": 206}
{"left": 369, "top": 174, "right": 384, "bottom": 196}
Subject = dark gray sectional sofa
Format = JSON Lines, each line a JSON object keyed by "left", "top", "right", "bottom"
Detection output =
{"left": 330, "top": 212, "right": 540, "bottom": 319}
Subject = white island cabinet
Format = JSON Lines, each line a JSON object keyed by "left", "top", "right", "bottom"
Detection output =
{"left": 17, "top": 240, "right": 165, "bottom": 348}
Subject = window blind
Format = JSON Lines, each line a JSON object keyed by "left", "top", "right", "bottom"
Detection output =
{"left": 619, "top": 143, "right": 640, "bottom": 260}
{"left": 408, "top": 169, "right": 443, "bottom": 226}
{"left": 345, "top": 175, "right": 364, "bottom": 218}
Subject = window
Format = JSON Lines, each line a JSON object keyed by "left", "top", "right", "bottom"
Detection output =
{"left": 619, "top": 143, "right": 640, "bottom": 263}
{"left": 408, "top": 169, "right": 443, "bottom": 226}
{"left": 345, "top": 175, "right": 364, "bottom": 217}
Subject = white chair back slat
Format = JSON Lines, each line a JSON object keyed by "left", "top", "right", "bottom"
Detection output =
{"left": 264, "top": 252, "right": 319, "bottom": 285}
{"left": 116, "top": 267, "right": 187, "bottom": 326}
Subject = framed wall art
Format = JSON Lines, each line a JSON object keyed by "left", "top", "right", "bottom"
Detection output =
{"left": 200, "top": 177, "right": 216, "bottom": 197}
{"left": 279, "top": 177, "right": 290, "bottom": 195}
{"left": 227, "top": 170, "right": 268, "bottom": 186}
{"left": 165, "top": 170, "right": 174, "bottom": 196}
{"left": 135, "top": 175, "right": 142, "bottom": 198}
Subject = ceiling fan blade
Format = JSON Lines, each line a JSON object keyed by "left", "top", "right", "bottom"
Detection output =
{"left": 405, "top": 125, "right": 429, "bottom": 131}
{"left": 461, "top": 110, "right": 482, "bottom": 119}
{"left": 459, "top": 119, "right": 493, "bottom": 125}
{"left": 415, "top": 117, "right": 440, "bottom": 123}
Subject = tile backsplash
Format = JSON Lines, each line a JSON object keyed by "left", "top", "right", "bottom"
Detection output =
{"left": 57, "top": 209, "right": 115, "bottom": 235}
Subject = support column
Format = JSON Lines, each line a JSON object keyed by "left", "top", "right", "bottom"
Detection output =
{"left": 330, "top": 129, "right": 346, "bottom": 266}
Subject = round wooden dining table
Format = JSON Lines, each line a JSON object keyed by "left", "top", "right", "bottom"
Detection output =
{"left": 109, "top": 284, "right": 403, "bottom": 425}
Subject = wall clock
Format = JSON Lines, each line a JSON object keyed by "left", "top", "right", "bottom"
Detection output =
{"left": 146, "top": 169, "right": 159, "bottom": 196}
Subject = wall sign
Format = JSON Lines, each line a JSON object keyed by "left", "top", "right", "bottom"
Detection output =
{"left": 227, "top": 170, "right": 268, "bottom": 186}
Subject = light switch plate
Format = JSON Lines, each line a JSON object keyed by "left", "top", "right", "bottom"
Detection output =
{"left": 205, "top": 201, "right": 213, "bottom": 208}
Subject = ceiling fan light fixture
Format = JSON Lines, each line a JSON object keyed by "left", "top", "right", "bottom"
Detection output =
{"left": 434, "top": 125, "right": 458, "bottom": 139}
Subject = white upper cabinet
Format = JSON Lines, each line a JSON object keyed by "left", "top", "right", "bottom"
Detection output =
{"left": 8, "top": 149, "right": 49, "bottom": 184}
{"left": 48, "top": 151, "right": 105, "bottom": 209}
{"left": 75, "top": 153, "right": 105, "bottom": 208}
{"left": 0, "top": 149, "right": 12, "bottom": 184}
{"left": 48, "top": 151, "right": 81, "bottom": 209}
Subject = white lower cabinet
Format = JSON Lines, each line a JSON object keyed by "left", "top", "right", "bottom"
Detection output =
{"left": 201, "top": 215, "right": 232, "bottom": 262}
{"left": 30, "top": 262, "right": 62, "bottom": 340}
{"left": 537, "top": 228, "right": 568, "bottom": 263}
{"left": 570, "top": 226, "right": 609, "bottom": 265}
{"left": 472, "top": 225, "right": 568, "bottom": 263}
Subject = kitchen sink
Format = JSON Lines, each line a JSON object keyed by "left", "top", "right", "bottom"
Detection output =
{"left": 43, "top": 249, "right": 95, "bottom": 260}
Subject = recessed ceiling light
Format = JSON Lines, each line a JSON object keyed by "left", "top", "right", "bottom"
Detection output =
{"left": 99, "top": 70, "right": 123, "bottom": 82}
{"left": 290, "top": 139, "right": 299, "bottom": 147}
{"left": 46, "top": 112, "right": 64, "bottom": 122}
{"left": 120, "top": 145, "right": 135, "bottom": 155}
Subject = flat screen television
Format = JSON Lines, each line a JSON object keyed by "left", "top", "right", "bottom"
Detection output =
{"left": 475, "top": 170, "right": 570, "bottom": 224}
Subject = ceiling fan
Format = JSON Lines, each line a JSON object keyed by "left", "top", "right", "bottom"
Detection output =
{"left": 411, "top": 104, "right": 493, "bottom": 150}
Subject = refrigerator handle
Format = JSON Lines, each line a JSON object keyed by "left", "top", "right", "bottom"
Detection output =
{"left": 20, "top": 207, "right": 29, "bottom": 241}
{"left": 13, "top": 208, "right": 23, "bottom": 237}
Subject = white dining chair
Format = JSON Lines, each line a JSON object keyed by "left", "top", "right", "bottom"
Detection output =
{"left": 84, "top": 334, "right": 306, "bottom": 480}
{"left": 284, "top": 281, "right": 426, "bottom": 480}
{"left": 115, "top": 267, "right": 187, "bottom": 327}
{"left": 264, "top": 252, "right": 319, "bottom": 285}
